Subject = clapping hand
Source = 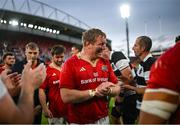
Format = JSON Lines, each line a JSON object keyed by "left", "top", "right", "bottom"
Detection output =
{"left": 0, "top": 69, "right": 21, "bottom": 96}
{"left": 95, "top": 82, "right": 115, "bottom": 97}
{"left": 21, "top": 60, "right": 46, "bottom": 92}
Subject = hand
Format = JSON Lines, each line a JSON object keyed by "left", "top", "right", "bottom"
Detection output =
{"left": 123, "top": 84, "right": 136, "bottom": 91}
{"left": 1, "top": 69, "right": 21, "bottom": 87}
{"left": 34, "top": 105, "right": 42, "bottom": 116}
{"left": 95, "top": 82, "right": 115, "bottom": 97}
{"left": 21, "top": 61, "right": 46, "bottom": 92}
{"left": 0, "top": 69, "right": 21, "bottom": 96}
{"left": 43, "top": 108, "right": 53, "bottom": 118}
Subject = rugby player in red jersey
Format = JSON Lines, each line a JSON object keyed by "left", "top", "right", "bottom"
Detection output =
{"left": 60, "top": 28, "right": 121, "bottom": 124}
{"left": 39, "top": 45, "right": 67, "bottom": 124}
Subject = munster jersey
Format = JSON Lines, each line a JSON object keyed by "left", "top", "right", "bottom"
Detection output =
{"left": 40, "top": 66, "right": 67, "bottom": 117}
{"left": 143, "top": 43, "right": 180, "bottom": 123}
{"left": 60, "top": 55, "right": 118, "bottom": 124}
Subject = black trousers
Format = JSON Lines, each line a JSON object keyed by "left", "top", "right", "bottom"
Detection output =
{"left": 122, "top": 94, "right": 138, "bottom": 124}
{"left": 111, "top": 94, "right": 138, "bottom": 124}
{"left": 33, "top": 111, "right": 42, "bottom": 124}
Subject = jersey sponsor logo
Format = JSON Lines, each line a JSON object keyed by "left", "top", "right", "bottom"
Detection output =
{"left": 53, "top": 80, "right": 60, "bottom": 84}
{"left": 80, "top": 67, "right": 86, "bottom": 71}
{"left": 137, "top": 65, "right": 144, "bottom": 77}
{"left": 81, "top": 77, "right": 108, "bottom": 84}
{"left": 93, "top": 72, "right": 98, "bottom": 77}
{"left": 102, "top": 65, "right": 108, "bottom": 71}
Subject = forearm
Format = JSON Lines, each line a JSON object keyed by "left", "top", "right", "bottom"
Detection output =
{"left": 0, "top": 93, "right": 33, "bottom": 124}
{"left": 39, "top": 89, "right": 48, "bottom": 111}
{"left": 139, "top": 111, "right": 166, "bottom": 124}
{"left": 0, "top": 60, "right": 46, "bottom": 123}
{"left": 124, "top": 85, "right": 146, "bottom": 95}
{"left": 139, "top": 88, "right": 179, "bottom": 124}
{"left": 60, "top": 88, "right": 93, "bottom": 103}
{"left": 135, "top": 87, "right": 146, "bottom": 94}
{"left": 15, "top": 88, "right": 34, "bottom": 123}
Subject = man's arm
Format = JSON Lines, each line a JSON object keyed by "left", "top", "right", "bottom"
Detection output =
{"left": 60, "top": 82, "right": 120, "bottom": 103}
{"left": 123, "top": 85, "right": 146, "bottom": 94}
{"left": 2, "top": 72, "right": 21, "bottom": 97}
{"left": 120, "top": 66, "right": 136, "bottom": 85}
{"left": 39, "top": 88, "right": 53, "bottom": 118}
{"left": 139, "top": 88, "right": 179, "bottom": 124}
{"left": 139, "top": 110, "right": 166, "bottom": 124}
{"left": 60, "top": 88, "right": 93, "bottom": 103}
{"left": 0, "top": 61, "right": 46, "bottom": 123}
{"left": 121, "top": 66, "right": 147, "bottom": 94}
{"left": 0, "top": 87, "right": 34, "bottom": 123}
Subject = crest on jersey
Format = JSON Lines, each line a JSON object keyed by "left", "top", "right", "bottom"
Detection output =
{"left": 102, "top": 65, "right": 108, "bottom": 71}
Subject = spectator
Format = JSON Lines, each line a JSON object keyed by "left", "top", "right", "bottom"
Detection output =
{"left": 12, "top": 42, "right": 44, "bottom": 124}
{"left": 39, "top": 45, "right": 67, "bottom": 124}
{"left": 0, "top": 52, "right": 15, "bottom": 74}
{"left": 60, "top": 28, "right": 121, "bottom": 124}
{"left": 71, "top": 44, "right": 82, "bottom": 56}
{"left": 175, "top": 35, "right": 180, "bottom": 43}
{"left": 101, "top": 43, "right": 138, "bottom": 124}
{"left": 0, "top": 52, "right": 20, "bottom": 97}
{"left": 0, "top": 60, "right": 46, "bottom": 123}
{"left": 139, "top": 42, "right": 180, "bottom": 124}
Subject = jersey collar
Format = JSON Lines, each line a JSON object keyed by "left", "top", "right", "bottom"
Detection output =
{"left": 143, "top": 53, "right": 152, "bottom": 62}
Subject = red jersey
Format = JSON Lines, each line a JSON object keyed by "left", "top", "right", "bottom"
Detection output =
{"left": 0, "top": 65, "right": 5, "bottom": 74}
{"left": 147, "top": 43, "right": 180, "bottom": 124}
{"left": 40, "top": 66, "right": 67, "bottom": 117}
{"left": 60, "top": 55, "right": 118, "bottom": 124}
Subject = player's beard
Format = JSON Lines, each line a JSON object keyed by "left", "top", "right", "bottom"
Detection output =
{"left": 7, "top": 63, "right": 13, "bottom": 67}
{"left": 54, "top": 61, "right": 63, "bottom": 67}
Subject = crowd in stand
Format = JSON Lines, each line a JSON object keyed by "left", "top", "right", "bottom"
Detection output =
{"left": 0, "top": 28, "right": 179, "bottom": 124}
{"left": 0, "top": 37, "right": 72, "bottom": 64}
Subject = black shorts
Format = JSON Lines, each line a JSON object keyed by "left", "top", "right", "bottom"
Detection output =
{"left": 111, "top": 94, "right": 138, "bottom": 124}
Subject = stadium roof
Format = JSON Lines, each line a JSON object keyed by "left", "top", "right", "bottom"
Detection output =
{"left": 0, "top": 0, "right": 112, "bottom": 45}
